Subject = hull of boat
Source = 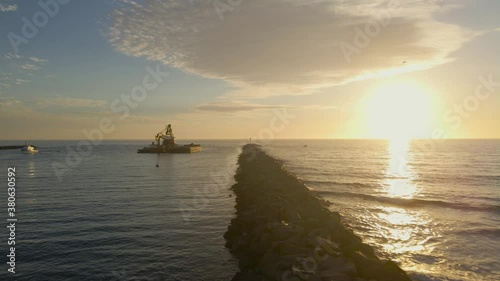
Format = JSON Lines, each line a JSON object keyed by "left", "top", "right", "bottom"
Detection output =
{"left": 137, "top": 144, "right": 202, "bottom": 154}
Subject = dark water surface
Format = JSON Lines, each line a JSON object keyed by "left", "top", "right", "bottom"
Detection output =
{"left": 0, "top": 140, "right": 241, "bottom": 281}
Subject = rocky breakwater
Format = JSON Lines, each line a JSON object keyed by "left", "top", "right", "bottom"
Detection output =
{"left": 224, "top": 144, "right": 412, "bottom": 281}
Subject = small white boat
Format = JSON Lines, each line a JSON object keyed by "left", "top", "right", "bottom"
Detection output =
{"left": 21, "top": 144, "right": 39, "bottom": 154}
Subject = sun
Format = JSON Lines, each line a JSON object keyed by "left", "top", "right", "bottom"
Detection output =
{"left": 363, "top": 81, "right": 434, "bottom": 141}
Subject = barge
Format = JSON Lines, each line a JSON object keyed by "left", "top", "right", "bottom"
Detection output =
{"left": 137, "top": 124, "right": 201, "bottom": 154}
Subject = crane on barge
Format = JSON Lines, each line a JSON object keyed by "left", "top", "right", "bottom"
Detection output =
{"left": 137, "top": 124, "right": 202, "bottom": 164}
{"left": 154, "top": 124, "right": 174, "bottom": 167}
{"left": 155, "top": 124, "right": 176, "bottom": 149}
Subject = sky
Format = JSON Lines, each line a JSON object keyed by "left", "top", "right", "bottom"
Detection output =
{"left": 0, "top": 0, "right": 499, "bottom": 140}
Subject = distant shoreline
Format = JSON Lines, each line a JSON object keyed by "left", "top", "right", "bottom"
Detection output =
{"left": 225, "top": 144, "right": 411, "bottom": 281}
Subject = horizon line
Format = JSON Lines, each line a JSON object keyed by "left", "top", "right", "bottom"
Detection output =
{"left": 1, "top": 138, "right": 499, "bottom": 141}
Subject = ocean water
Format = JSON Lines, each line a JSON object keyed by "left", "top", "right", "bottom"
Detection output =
{"left": 1, "top": 139, "right": 498, "bottom": 281}
{"left": 0, "top": 140, "right": 241, "bottom": 281}
{"left": 263, "top": 139, "right": 500, "bottom": 281}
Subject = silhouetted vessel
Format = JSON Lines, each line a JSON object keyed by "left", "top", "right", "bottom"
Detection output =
{"left": 21, "top": 144, "right": 39, "bottom": 154}
{"left": 137, "top": 124, "right": 201, "bottom": 154}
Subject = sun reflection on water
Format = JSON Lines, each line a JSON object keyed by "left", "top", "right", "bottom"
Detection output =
{"left": 383, "top": 139, "right": 419, "bottom": 198}
{"left": 375, "top": 140, "right": 443, "bottom": 275}
{"left": 28, "top": 161, "right": 36, "bottom": 177}
{"left": 377, "top": 207, "right": 431, "bottom": 254}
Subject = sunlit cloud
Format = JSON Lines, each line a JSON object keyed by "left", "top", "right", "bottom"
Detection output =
{"left": 196, "top": 101, "right": 280, "bottom": 113}
{"left": 195, "top": 101, "right": 336, "bottom": 113}
{"left": 108, "top": 0, "right": 475, "bottom": 98}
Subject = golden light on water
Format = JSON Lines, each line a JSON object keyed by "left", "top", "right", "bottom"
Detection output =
{"left": 384, "top": 139, "right": 419, "bottom": 199}
{"left": 374, "top": 140, "right": 440, "bottom": 274}
{"left": 377, "top": 207, "right": 433, "bottom": 255}
{"left": 362, "top": 84, "right": 437, "bottom": 262}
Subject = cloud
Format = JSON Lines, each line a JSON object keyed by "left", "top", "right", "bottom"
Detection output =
{"left": 0, "top": 94, "right": 22, "bottom": 108}
{"left": 35, "top": 97, "right": 108, "bottom": 109}
{"left": 20, "top": 63, "right": 40, "bottom": 71}
{"left": 14, "top": 78, "right": 30, "bottom": 84}
{"left": 108, "top": 0, "right": 474, "bottom": 98}
{"left": 0, "top": 95, "right": 109, "bottom": 116}
{"left": 196, "top": 101, "right": 280, "bottom": 113}
{"left": 29, "top": 57, "right": 49, "bottom": 63}
{"left": 4, "top": 53, "right": 20, "bottom": 59}
{"left": 220, "top": 84, "right": 322, "bottom": 99}
{"left": 0, "top": 54, "right": 48, "bottom": 88}
{"left": 195, "top": 101, "right": 335, "bottom": 113}
{"left": 0, "top": 1, "right": 17, "bottom": 12}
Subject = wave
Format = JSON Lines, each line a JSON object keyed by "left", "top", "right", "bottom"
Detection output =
{"left": 305, "top": 180, "right": 372, "bottom": 189}
{"left": 454, "top": 228, "right": 500, "bottom": 237}
{"left": 314, "top": 190, "right": 500, "bottom": 213}
{"left": 480, "top": 175, "right": 500, "bottom": 181}
{"left": 415, "top": 174, "right": 500, "bottom": 184}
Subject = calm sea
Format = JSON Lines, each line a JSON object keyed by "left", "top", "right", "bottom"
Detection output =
{"left": 0, "top": 139, "right": 498, "bottom": 281}
{"left": 0, "top": 140, "right": 241, "bottom": 281}
{"left": 263, "top": 139, "right": 500, "bottom": 281}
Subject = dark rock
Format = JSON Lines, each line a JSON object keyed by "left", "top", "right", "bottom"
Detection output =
{"left": 269, "top": 224, "right": 298, "bottom": 241}
{"left": 319, "top": 271, "right": 352, "bottom": 281}
{"left": 379, "top": 260, "right": 412, "bottom": 281}
{"left": 238, "top": 255, "right": 258, "bottom": 270}
{"left": 231, "top": 270, "right": 265, "bottom": 281}
{"left": 352, "top": 251, "right": 382, "bottom": 278}
{"left": 257, "top": 250, "right": 283, "bottom": 279}
{"left": 275, "top": 242, "right": 309, "bottom": 256}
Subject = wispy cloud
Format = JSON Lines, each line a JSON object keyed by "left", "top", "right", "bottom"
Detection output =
{"left": 0, "top": 94, "right": 22, "bottom": 108}
{"left": 108, "top": 0, "right": 475, "bottom": 98}
{"left": 196, "top": 101, "right": 281, "bottom": 113}
{"left": 20, "top": 63, "right": 40, "bottom": 71}
{"left": 0, "top": 1, "right": 17, "bottom": 12}
{"left": 35, "top": 97, "right": 108, "bottom": 109}
{"left": 14, "top": 78, "right": 30, "bottom": 85}
{"left": 4, "top": 53, "right": 20, "bottom": 59}
{"left": 29, "top": 57, "right": 48, "bottom": 63}
{"left": 195, "top": 101, "right": 335, "bottom": 113}
{"left": 1, "top": 95, "right": 109, "bottom": 116}
{"left": 0, "top": 54, "right": 48, "bottom": 88}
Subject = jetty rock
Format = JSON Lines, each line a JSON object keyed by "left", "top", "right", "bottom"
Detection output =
{"left": 225, "top": 144, "right": 411, "bottom": 281}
